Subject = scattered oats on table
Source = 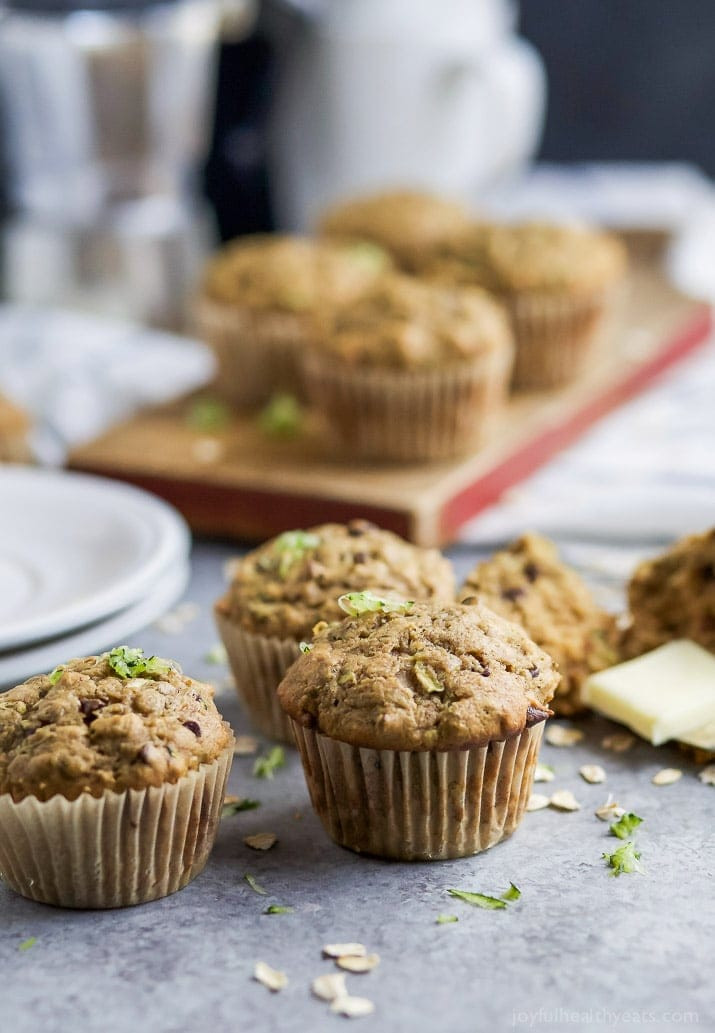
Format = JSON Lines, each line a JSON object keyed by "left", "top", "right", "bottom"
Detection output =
{"left": 253, "top": 961, "right": 288, "bottom": 992}
{"left": 595, "top": 795, "right": 626, "bottom": 821}
{"left": 652, "top": 768, "right": 682, "bottom": 786}
{"left": 698, "top": 764, "right": 715, "bottom": 786}
{"left": 153, "top": 602, "right": 200, "bottom": 635}
{"left": 234, "top": 735, "right": 259, "bottom": 756}
{"left": 336, "top": 954, "right": 380, "bottom": 974}
{"left": 534, "top": 763, "right": 555, "bottom": 783}
{"left": 312, "top": 972, "right": 348, "bottom": 1002}
{"left": 330, "top": 996, "right": 375, "bottom": 1018}
{"left": 601, "top": 732, "right": 635, "bottom": 753}
{"left": 550, "top": 790, "right": 581, "bottom": 812}
{"left": 244, "top": 832, "right": 277, "bottom": 851}
{"left": 545, "top": 725, "right": 584, "bottom": 747}
{"left": 323, "top": 943, "right": 367, "bottom": 959}
{"left": 579, "top": 764, "right": 606, "bottom": 784}
{"left": 191, "top": 437, "right": 224, "bottom": 464}
{"left": 526, "top": 793, "right": 550, "bottom": 812}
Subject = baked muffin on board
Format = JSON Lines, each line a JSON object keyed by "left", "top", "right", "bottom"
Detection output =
{"left": 278, "top": 596, "right": 558, "bottom": 860}
{"left": 0, "top": 394, "right": 31, "bottom": 463}
{"left": 0, "top": 648, "right": 233, "bottom": 908}
{"left": 421, "top": 220, "right": 627, "bottom": 389}
{"left": 215, "top": 521, "right": 455, "bottom": 743}
{"left": 461, "top": 534, "right": 619, "bottom": 715}
{"left": 318, "top": 189, "right": 472, "bottom": 272}
{"left": 195, "top": 234, "right": 391, "bottom": 407}
{"left": 302, "top": 273, "right": 514, "bottom": 463}
{"left": 623, "top": 527, "right": 715, "bottom": 658}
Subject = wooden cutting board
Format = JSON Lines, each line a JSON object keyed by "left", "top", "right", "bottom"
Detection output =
{"left": 69, "top": 258, "right": 711, "bottom": 546}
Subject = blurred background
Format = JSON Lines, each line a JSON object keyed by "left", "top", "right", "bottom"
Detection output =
{"left": 2, "top": 0, "right": 715, "bottom": 328}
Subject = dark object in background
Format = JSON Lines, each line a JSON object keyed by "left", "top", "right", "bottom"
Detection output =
{"left": 520, "top": 0, "right": 715, "bottom": 176}
{"left": 203, "top": 33, "right": 275, "bottom": 240}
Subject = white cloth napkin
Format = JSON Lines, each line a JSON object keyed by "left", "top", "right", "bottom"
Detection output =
{"left": 0, "top": 304, "right": 214, "bottom": 463}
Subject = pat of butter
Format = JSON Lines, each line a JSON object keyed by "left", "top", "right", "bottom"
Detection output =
{"left": 679, "top": 718, "right": 715, "bottom": 751}
{"left": 582, "top": 640, "right": 715, "bottom": 746}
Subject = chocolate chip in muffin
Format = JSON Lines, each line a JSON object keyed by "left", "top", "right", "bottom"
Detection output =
{"left": 502, "top": 587, "right": 525, "bottom": 602}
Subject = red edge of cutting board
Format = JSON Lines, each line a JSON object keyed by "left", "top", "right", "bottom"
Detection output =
{"left": 440, "top": 303, "right": 713, "bottom": 540}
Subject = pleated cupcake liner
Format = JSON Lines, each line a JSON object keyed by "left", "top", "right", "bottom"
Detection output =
{"left": 194, "top": 295, "right": 310, "bottom": 408}
{"left": 215, "top": 608, "right": 299, "bottom": 744}
{"left": 302, "top": 346, "right": 513, "bottom": 463}
{"left": 290, "top": 721, "right": 545, "bottom": 860}
{"left": 506, "top": 286, "right": 619, "bottom": 390}
{"left": 0, "top": 744, "right": 233, "bottom": 909}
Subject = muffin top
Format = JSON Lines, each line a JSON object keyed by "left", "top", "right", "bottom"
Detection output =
{"left": 0, "top": 393, "right": 29, "bottom": 436}
{"left": 0, "top": 649, "right": 232, "bottom": 802}
{"left": 624, "top": 527, "right": 715, "bottom": 657}
{"left": 423, "top": 221, "right": 626, "bottom": 294}
{"left": 318, "top": 190, "right": 472, "bottom": 270}
{"left": 278, "top": 598, "right": 558, "bottom": 750}
{"left": 215, "top": 520, "right": 456, "bottom": 640}
{"left": 311, "top": 274, "right": 512, "bottom": 369}
{"left": 461, "top": 533, "right": 618, "bottom": 715}
{"left": 201, "top": 234, "right": 391, "bottom": 311}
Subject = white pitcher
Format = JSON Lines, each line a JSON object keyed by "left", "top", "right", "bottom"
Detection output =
{"left": 268, "top": 0, "right": 547, "bottom": 229}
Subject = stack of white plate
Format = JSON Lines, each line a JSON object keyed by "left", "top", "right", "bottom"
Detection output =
{"left": 0, "top": 468, "right": 191, "bottom": 688}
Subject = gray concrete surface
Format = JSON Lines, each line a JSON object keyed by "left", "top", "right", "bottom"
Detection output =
{"left": 1, "top": 542, "right": 713, "bottom": 1033}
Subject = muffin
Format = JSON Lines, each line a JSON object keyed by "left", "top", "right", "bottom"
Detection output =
{"left": 0, "top": 394, "right": 31, "bottom": 463}
{"left": 195, "top": 234, "right": 391, "bottom": 408}
{"left": 421, "top": 220, "right": 627, "bottom": 389}
{"left": 318, "top": 189, "right": 472, "bottom": 272}
{"left": 302, "top": 273, "right": 514, "bottom": 463}
{"left": 214, "top": 520, "right": 456, "bottom": 742}
{"left": 0, "top": 648, "right": 233, "bottom": 908}
{"left": 622, "top": 527, "right": 715, "bottom": 658}
{"left": 461, "top": 533, "right": 619, "bottom": 715}
{"left": 278, "top": 596, "right": 558, "bottom": 860}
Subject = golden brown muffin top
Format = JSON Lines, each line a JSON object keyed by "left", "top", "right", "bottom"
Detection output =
{"left": 623, "top": 527, "right": 715, "bottom": 657}
{"left": 318, "top": 189, "right": 472, "bottom": 271}
{"left": 0, "top": 393, "right": 29, "bottom": 435}
{"left": 311, "top": 273, "right": 513, "bottom": 369}
{"left": 215, "top": 520, "right": 456, "bottom": 641}
{"left": 461, "top": 533, "right": 619, "bottom": 715}
{"left": 423, "top": 221, "right": 627, "bottom": 294}
{"left": 201, "top": 234, "right": 391, "bottom": 311}
{"left": 0, "top": 650, "right": 232, "bottom": 803}
{"left": 278, "top": 598, "right": 557, "bottom": 750}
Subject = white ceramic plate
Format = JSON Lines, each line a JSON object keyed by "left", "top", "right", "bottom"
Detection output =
{"left": 0, "top": 467, "right": 190, "bottom": 651}
{"left": 0, "top": 560, "right": 190, "bottom": 688}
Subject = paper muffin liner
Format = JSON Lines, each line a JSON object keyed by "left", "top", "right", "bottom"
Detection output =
{"left": 215, "top": 608, "right": 299, "bottom": 743}
{"left": 290, "top": 721, "right": 545, "bottom": 860}
{"left": 505, "top": 286, "right": 618, "bottom": 390}
{"left": 302, "top": 346, "right": 512, "bottom": 463}
{"left": 0, "top": 744, "right": 233, "bottom": 909}
{"left": 194, "top": 294, "right": 311, "bottom": 408}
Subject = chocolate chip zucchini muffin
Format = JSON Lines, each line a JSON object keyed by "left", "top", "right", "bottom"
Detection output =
{"left": 421, "top": 220, "right": 627, "bottom": 389}
{"left": 317, "top": 189, "right": 472, "bottom": 272}
{"left": 215, "top": 520, "right": 455, "bottom": 742}
{"left": 0, "top": 393, "right": 31, "bottom": 463}
{"left": 0, "top": 648, "right": 233, "bottom": 908}
{"left": 278, "top": 595, "right": 558, "bottom": 860}
{"left": 622, "top": 527, "right": 715, "bottom": 658}
{"left": 302, "top": 273, "right": 514, "bottom": 462}
{"left": 461, "top": 534, "right": 619, "bottom": 715}
{"left": 196, "top": 234, "right": 391, "bottom": 407}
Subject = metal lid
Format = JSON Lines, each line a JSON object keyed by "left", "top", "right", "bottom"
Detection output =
{"left": 2, "top": 0, "right": 181, "bottom": 13}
